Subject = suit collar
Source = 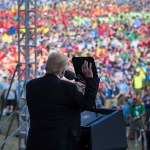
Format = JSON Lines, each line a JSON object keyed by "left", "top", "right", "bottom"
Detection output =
{"left": 44, "top": 73, "right": 60, "bottom": 80}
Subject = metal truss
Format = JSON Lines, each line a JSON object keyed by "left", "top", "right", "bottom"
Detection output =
{"left": 0, "top": 0, "right": 37, "bottom": 148}
{"left": 17, "top": 0, "right": 37, "bottom": 149}
{"left": 0, "top": 1, "right": 36, "bottom": 150}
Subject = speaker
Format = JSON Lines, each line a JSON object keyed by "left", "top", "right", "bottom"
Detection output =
{"left": 80, "top": 109, "right": 128, "bottom": 150}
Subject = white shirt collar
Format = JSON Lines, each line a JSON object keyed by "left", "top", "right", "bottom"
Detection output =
{"left": 56, "top": 75, "right": 61, "bottom": 79}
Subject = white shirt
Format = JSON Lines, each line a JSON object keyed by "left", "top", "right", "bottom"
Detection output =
{"left": 111, "top": 39, "right": 122, "bottom": 48}
{"left": 130, "top": 40, "right": 140, "bottom": 53}
{"left": 109, "top": 53, "right": 116, "bottom": 62}
{"left": 115, "top": 71, "right": 123, "bottom": 82}
{"left": 102, "top": 38, "right": 109, "bottom": 47}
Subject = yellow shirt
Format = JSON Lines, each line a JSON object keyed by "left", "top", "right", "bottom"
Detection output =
{"left": 135, "top": 52, "right": 141, "bottom": 58}
{"left": 133, "top": 75, "right": 143, "bottom": 89}
{"left": 3, "top": 34, "right": 13, "bottom": 44}
{"left": 136, "top": 67, "right": 146, "bottom": 80}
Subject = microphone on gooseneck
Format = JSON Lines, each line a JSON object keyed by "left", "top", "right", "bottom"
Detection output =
{"left": 64, "top": 70, "right": 76, "bottom": 80}
{"left": 64, "top": 70, "right": 85, "bottom": 84}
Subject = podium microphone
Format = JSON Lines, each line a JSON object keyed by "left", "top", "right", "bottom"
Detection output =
{"left": 64, "top": 70, "right": 79, "bottom": 80}
{"left": 64, "top": 70, "right": 85, "bottom": 84}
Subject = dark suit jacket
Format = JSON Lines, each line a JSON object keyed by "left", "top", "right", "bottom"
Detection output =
{"left": 26, "top": 73, "right": 99, "bottom": 150}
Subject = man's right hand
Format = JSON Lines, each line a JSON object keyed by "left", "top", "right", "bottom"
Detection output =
{"left": 82, "top": 60, "right": 93, "bottom": 78}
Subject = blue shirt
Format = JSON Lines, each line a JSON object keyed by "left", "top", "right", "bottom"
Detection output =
{"left": 16, "top": 81, "right": 26, "bottom": 100}
{"left": 123, "top": 103, "right": 129, "bottom": 117}
{"left": 117, "top": 82, "right": 129, "bottom": 95}
{"left": 122, "top": 67, "right": 126, "bottom": 73}
{"left": 110, "top": 86, "right": 119, "bottom": 98}
{"left": 0, "top": 83, "right": 3, "bottom": 94}
{"left": 143, "top": 94, "right": 150, "bottom": 109}
{"left": 9, "top": 26, "right": 16, "bottom": 35}
{"left": 66, "top": 44, "right": 72, "bottom": 50}
{"left": 103, "top": 85, "right": 119, "bottom": 99}
{"left": 113, "top": 68, "right": 117, "bottom": 75}
{"left": 135, "top": 18, "right": 141, "bottom": 27}
{"left": 146, "top": 68, "right": 150, "bottom": 81}
{"left": 103, "top": 86, "right": 111, "bottom": 98}
{"left": 41, "top": 65, "right": 46, "bottom": 70}
{"left": 105, "top": 66, "right": 111, "bottom": 73}
{"left": 90, "top": 29, "right": 98, "bottom": 38}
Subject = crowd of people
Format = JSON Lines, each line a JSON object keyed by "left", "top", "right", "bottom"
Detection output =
{"left": 0, "top": 0, "right": 150, "bottom": 147}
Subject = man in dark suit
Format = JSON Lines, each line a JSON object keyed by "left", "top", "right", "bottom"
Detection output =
{"left": 26, "top": 52, "right": 99, "bottom": 150}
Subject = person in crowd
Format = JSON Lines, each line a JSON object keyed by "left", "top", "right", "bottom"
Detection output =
{"left": 15, "top": 77, "right": 26, "bottom": 101}
{"left": 123, "top": 98, "right": 134, "bottom": 138}
{"left": 143, "top": 87, "right": 150, "bottom": 149}
{"left": 102, "top": 80, "right": 120, "bottom": 108}
{"left": 114, "top": 67, "right": 124, "bottom": 83}
{"left": 26, "top": 52, "right": 99, "bottom": 150}
{"left": 128, "top": 95, "right": 146, "bottom": 146}
{"left": 146, "top": 117, "right": 150, "bottom": 150}
{"left": 143, "top": 87, "right": 150, "bottom": 123}
{"left": 1, "top": 75, "right": 16, "bottom": 115}
{"left": 133, "top": 68, "right": 144, "bottom": 95}
{"left": 117, "top": 78, "right": 129, "bottom": 109}
{"left": 136, "top": 63, "right": 146, "bottom": 93}
{"left": 1, "top": 73, "right": 8, "bottom": 114}
{"left": 95, "top": 91, "right": 103, "bottom": 108}
{"left": 146, "top": 63, "right": 150, "bottom": 88}
{"left": 0, "top": 71, "right": 4, "bottom": 95}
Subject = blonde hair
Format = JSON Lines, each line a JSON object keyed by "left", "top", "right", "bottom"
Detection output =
{"left": 46, "top": 52, "right": 68, "bottom": 75}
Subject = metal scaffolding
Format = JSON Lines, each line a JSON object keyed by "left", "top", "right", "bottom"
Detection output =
{"left": 17, "top": 0, "right": 37, "bottom": 149}
{"left": 0, "top": 0, "right": 37, "bottom": 150}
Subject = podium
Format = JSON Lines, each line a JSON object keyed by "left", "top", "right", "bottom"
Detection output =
{"left": 80, "top": 109, "right": 128, "bottom": 150}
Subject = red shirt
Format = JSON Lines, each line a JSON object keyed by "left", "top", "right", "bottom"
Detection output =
{"left": 98, "top": 28, "right": 105, "bottom": 36}
{"left": 107, "top": 28, "right": 115, "bottom": 36}
{"left": 0, "top": 53, "right": 6, "bottom": 61}
{"left": 52, "top": 18, "right": 57, "bottom": 25}
{"left": 37, "top": 19, "right": 44, "bottom": 27}
{"left": 99, "top": 83, "right": 103, "bottom": 91}
{"left": 0, "top": 21, "right": 3, "bottom": 28}
{"left": 101, "top": 22, "right": 108, "bottom": 30}
{"left": 62, "top": 18, "right": 68, "bottom": 27}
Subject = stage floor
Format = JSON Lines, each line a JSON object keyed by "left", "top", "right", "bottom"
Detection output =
{"left": 0, "top": 134, "right": 147, "bottom": 150}
{"left": 0, "top": 115, "right": 148, "bottom": 150}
